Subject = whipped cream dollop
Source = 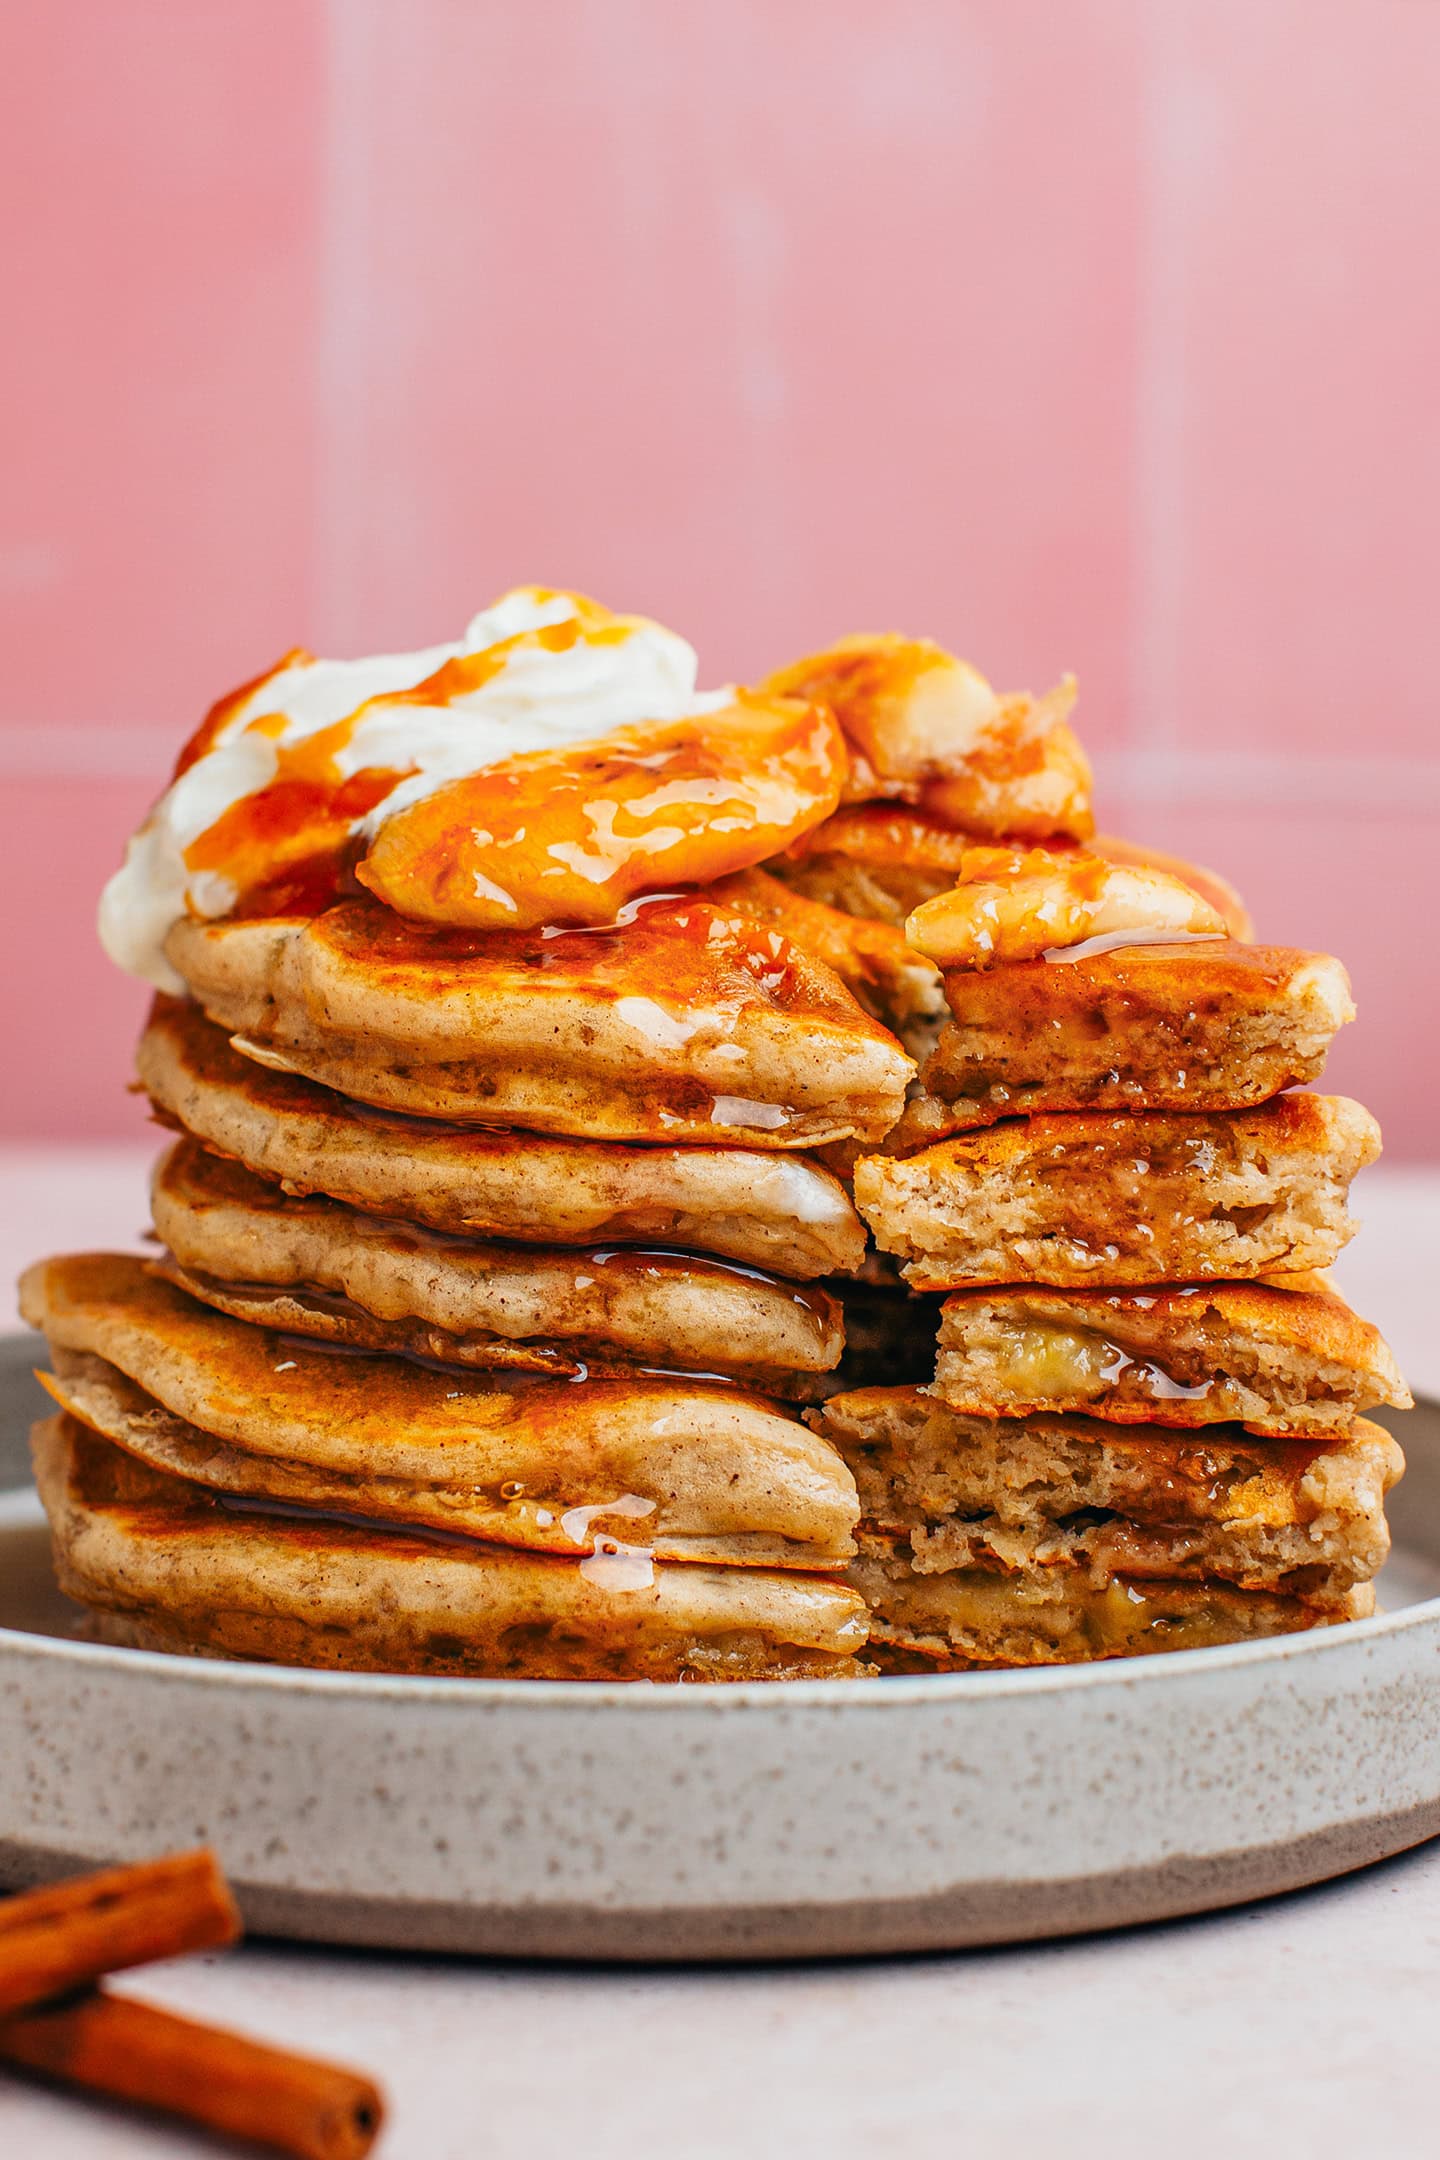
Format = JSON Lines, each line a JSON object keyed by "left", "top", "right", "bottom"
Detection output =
{"left": 99, "top": 588, "right": 725, "bottom": 991}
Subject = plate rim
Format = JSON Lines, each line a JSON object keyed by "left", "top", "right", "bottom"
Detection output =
{"left": 3, "top": 1559, "right": 1436, "bottom": 1714}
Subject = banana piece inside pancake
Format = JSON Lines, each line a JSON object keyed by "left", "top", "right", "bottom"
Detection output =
{"left": 849, "top": 1547, "right": 1371, "bottom": 1672}
{"left": 812, "top": 1384, "right": 1394, "bottom": 1665}
{"left": 149, "top": 1139, "right": 845, "bottom": 1391}
{"left": 854, "top": 1094, "right": 1382, "bottom": 1289}
{"left": 21, "top": 1255, "right": 860, "bottom": 1569}
{"left": 811, "top": 1385, "right": 1400, "bottom": 1602}
{"left": 933, "top": 1275, "right": 1410, "bottom": 1437}
{"left": 164, "top": 895, "right": 914, "bottom": 1146}
{"left": 887, "top": 941, "right": 1354, "bottom": 1149}
{"left": 138, "top": 998, "right": 869, "bottom": 1280}
{"left": 33, "top": 1416, "right": 869, "bottom": 1683}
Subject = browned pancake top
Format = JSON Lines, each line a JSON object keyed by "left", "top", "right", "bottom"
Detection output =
{"left": 876, "top": 1092, "right": 1380, "bottom": 1180}
{"left": 941, "top": 940, "right": 1350, "bottom": 1021}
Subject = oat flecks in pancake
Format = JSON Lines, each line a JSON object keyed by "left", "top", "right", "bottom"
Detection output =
{"left": 33, "top": 1417, "right": 869, "bottom": 1682}
{"left": 21, "top": 1255, "right": 860, "bottom": 1564}
{"left": 149, "top": 1138, "right": 844, "bottom": 1386}
{"left": 890, "top": 941, "right": 1354, "bottom": 1144}
{"left": 932, "top": 1275, "right": 1411, "bottom": 1436}
{"left": 163, "top": 895, "right": 915, "bottom": 1145}
{"left": 854, "top": 1095, "right": 1382, "bottom": 1289}
{"left": 810, "top": 1386, "right": 1403, "bottom": 1539}
{"left": 138, "top": 999, "right": 869, "bottom": 1278}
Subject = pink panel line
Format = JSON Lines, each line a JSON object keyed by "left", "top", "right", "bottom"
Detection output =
{"left": 310, "top": 0, "right": 383, "bottom": 654}
{"left": 1127, "top": 0, "right": 1189, "bottom": 766}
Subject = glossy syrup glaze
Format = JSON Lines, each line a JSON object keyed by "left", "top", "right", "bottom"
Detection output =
{"left": 357, "top": 695, "right": 844, "bottom": 929}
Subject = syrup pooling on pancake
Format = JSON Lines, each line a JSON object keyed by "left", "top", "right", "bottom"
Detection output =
{"left": 99, "top": 586, "right": 845, "bottom": 987}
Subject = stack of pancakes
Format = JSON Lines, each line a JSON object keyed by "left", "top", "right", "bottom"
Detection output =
{"left": 21, "top": 598, "right": 1409, "bottom": 1681}
{"left": 760, "top": 635, "right": 1410, "bottom": 1669}
{"left": 22, "top": 889, "right": 935, "bottom": 1681}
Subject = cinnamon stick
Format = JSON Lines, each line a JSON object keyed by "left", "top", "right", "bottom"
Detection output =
{"left": 0, "top": 1850, "right": 240, "bottom": 2018}
{"left": 0, "top": 1986, "right": 384, "bottom": 2159}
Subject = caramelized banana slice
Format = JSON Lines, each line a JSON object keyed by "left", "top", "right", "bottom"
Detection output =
{"left": 1092, "top": 834, "right": 1253, "bottom": 940}
{"left": 763, "top": 633, "right": 1092, "bottom": 840}
{"left": 357, "top": 694, "right": 844, "bottom": 929}
{"left": 904, "top": 845, "right": 1227, "bottom": 969}
{"left": 771, "top": 812, "right": 1251, "bottom": 939}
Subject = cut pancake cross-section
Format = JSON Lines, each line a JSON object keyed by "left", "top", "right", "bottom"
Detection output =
{"left": 855, "top": 1095, "right": 1382, "bottom": 1290}
{"left": 809, "top": 1386, "right": 1400, "bottom": 1669}
{"left": 890, "top": 940, "right": 1355, "bottom": 1150}
{"left": 932, "top": 1274, "right": 1411, "bottom": 1437}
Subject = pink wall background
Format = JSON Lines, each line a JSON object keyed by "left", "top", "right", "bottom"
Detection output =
{"left": 3, "top": 2, "right": 1437, "bottom": 1152}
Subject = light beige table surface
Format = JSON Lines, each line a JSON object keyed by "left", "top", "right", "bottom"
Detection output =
{"left": 3, "top": 1147, "right": 1438, "bottom": 2160}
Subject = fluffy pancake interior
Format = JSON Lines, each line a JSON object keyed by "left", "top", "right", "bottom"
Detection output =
{"left": 849, "top": 1546, "right": 1370, "bottom": 1670}
{"left": 810, "top": 1387, "right": 1401, "bottom": 1599}
{"left": 895, "top": 942, "right": 1355, "bottom": 1142}
{"left": 854, "top": 1095, "right": 1383, "bottom": 1288}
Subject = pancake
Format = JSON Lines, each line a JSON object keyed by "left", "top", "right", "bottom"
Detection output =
{"left": 810, "top": 1387, "right": 1401, "bottom": 1598}
{"left": 21, "top": 1256, "right": 859, "bottom": 1569}
{"left": 138, "top": 1000, "right": 867, "bottom": 1280}
{"left": 889, "top": 942, "right": 1353, "bottom": 1147}
{"left": 770, "top": 812, "right": 1252, "bottom": 937}
{"left": 702, "top": 867, "right": 944, "bottom": 1056}
{"left": 761, "top": 635, "right": 1093, "bottom": 838}
{"left": 854, "top": 1095, "right": 1382, "bottom": 1289}
{"left": 849, "top": 1545, "right": 1370, "bottom": 1671}
{"left": 149, "top": 1139, "right": 844, "bottom": 1390}
{"left": 164, "top": 895, "right": 914, "bottom": 1146}
{"left": 934, "top": 1275, "right": 1411, "bottom": 1436}
{"left": 33, "top": 1417, "right": 869, "bottom": 1683}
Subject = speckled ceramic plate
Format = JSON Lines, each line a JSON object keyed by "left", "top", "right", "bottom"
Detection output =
{"left": 1, "top": 1334, "right": 1436, "bottom": 1960}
